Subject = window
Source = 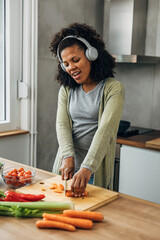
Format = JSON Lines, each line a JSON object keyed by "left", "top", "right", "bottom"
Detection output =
{"left": 0, "top": 0, "right": 38, "bottom": 136}
{"left": 0, "top": 0, "right": 22, "bottom": 131}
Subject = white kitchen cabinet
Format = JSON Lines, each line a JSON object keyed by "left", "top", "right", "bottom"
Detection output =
{"left": 119, "top": 145, "right": 160, "bottom": 204}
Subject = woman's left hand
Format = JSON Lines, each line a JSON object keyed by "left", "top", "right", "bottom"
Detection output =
{"left": 71, "top": 168, "right": 92, "bottom": 197}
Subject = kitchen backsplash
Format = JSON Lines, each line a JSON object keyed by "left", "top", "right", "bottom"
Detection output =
{"left": 116, "top": 63, "right": 160, "bottom": 130}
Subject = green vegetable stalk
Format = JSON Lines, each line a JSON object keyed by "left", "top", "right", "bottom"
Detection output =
{"left": 0, "top": 205, "right": 62, "bottom": 218}
{"left": 0, "top": 201, "right": 74, "bottom": 218}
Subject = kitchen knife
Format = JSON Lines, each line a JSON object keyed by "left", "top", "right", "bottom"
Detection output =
{"left": 64, "top": 180, "right": 68, "bottom": 196}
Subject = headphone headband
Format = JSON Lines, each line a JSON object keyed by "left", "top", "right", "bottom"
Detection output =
{"left": 57, "top": 35, "right": 98, "bottom": 71}
{"left": 57, "top": 35, "right": 92, "bottom": 61}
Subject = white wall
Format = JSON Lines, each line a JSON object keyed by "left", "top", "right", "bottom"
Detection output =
{"left": 0, "top": 135, "right": 30, "bottom": 165}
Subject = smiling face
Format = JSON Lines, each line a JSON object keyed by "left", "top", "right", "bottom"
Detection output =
{"left": 60, "top": 44, "right": 92, "bottom": 86}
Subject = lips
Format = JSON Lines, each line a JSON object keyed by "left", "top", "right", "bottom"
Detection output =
{"left": 72, "top": 71, "right": 81, "bottom": 80}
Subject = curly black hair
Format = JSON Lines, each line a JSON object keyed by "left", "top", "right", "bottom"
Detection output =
{"left": 50, "top": 23, "right": 115, "bottom": 88}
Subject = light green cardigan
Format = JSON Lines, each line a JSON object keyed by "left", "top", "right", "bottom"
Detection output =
{"left": 53, "top": 78, "right": 125, "bottom": 190}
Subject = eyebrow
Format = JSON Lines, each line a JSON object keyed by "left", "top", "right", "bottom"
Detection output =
{"left": 63, "top": 55, "right": 80, "bottom": 63}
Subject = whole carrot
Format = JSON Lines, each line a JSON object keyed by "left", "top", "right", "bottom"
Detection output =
{"left": 43, "top": 213, "right": 93, "bottom": 229}
{"left": 63, "top": 210, "right": 104, "bottom": 222}
{"left": 36, "top": 220, "right": 76, "bottom": 231}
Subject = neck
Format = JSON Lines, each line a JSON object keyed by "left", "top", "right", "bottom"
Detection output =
{"left": 82, "top": 81, "right": 98, "bottom": 93}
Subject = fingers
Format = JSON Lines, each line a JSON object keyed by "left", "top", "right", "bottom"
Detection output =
{"left": 60, "top": 161, "right": 92, "bottom": 196}
{"left": 60, "top": 165, "right": 66, "bottom": 180}
{"left": 71, "top": 177, "right": 86, "bottom": 197}
{"left": 71, "top": 168, "right": 91, "bottom": 197}
{"left": 71, "top": 181, "right": 80, "bottom": 197}
{"left": 68, "top": 171, "right": 73, "bottom": 180}
{"left": 63, "top": 169, "right": 69, "bottom": 180}
{"left": 60, "top": 167, "right": 71, "bottom": 180}
{"left": 60, "top": 166, "right": 64, "bottom": 180}
{"left": 60, "top": 157, "right": 75, "bottom": 180}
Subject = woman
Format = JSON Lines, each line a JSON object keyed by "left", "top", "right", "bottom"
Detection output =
{"left": 50, "top": 23, "right": 124, "bottom": 197}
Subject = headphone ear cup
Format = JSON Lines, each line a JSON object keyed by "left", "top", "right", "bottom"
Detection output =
{"left": 86, "top": 47, "right": 98, "bottom": 61}
{"left": 85, "top": 49, "right": 90, "bottom": 61}
{"left": 60, "top": 62, "right": 66, "bottom": 72}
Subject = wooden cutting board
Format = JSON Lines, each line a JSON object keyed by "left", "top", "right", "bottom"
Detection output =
{"left": 16, "top": 175, "right": 118, "bottom": 211}
{"left": 145, "top": 138, "right": 160, "bottom": 150}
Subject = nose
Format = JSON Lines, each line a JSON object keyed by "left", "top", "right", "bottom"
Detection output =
{"left": 67, "top": 62, "right": 76, "bottom": 72}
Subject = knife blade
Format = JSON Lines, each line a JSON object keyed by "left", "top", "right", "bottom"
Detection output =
{"left": 64, "top": 180, "right": 68, "bottom": 196}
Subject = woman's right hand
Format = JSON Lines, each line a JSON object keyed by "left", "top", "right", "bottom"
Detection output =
{"left": 60, "top": 157, "right": 75, "bottom": 180}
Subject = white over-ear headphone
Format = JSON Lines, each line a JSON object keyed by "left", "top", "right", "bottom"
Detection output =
{"left": 57, "top": 35, "right": 98, "bottom": 71}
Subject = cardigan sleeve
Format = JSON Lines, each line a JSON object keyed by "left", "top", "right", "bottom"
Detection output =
{"left": 81, "top": 79, "right": 125, "bottom": 173}
{"left": 56, "top": 86, "right": 75, "bottom": 159}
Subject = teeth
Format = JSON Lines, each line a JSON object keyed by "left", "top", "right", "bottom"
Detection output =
{"left": 73, "top": 72, "right": 80, "bottom": 76}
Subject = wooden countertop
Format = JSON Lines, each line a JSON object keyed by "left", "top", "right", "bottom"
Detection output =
{"left": 0, "top": 158, "right": 160, "bottom": 240}
{"left": 117, "top": 130, "right": 160, "bottom": 151}
{"left": 146, "top": 138, "right": 160, "bottom": 150}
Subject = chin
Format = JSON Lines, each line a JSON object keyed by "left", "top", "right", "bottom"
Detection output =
{"left": 74, "top": 79, "right": 83, "bottom": 84}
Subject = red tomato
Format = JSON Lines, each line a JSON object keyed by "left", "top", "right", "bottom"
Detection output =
{"left": 10, "top": 176, "right": 17, "bottom": 184}
{"left": 10, "top": 169, "right": 17, "bottom": 174}
{"left": 6, "top": 180, "right": 11, "bottom": 185}
{"left": 18, "top": 167, "right": 24, "bottom": 172}
{"left": 18, "top": 171, "right": 24, "bottom": 177}
{"left": 4, "top": 175, "right": 11, "bottom": 179}
{"left": 7, "top": 171, "right": 12, "bottom": 176}
{"left": 4, "top": 167, "right": 33, "bottom": 188}
{"left": 19, "top": 176, "right": 26, "bottom": 184}
{"left": 26, "top": 178, "right": 31, "bottom": 184}
{"left": 24, "top": 174, "right": 32, "bottom": 183}
{"left": 14, "top": 182, "right": 21, "bottom": 188}
{"left": 11, "top": 172, "right": 17, "bottom": 177}
{"left": 24, "top": 174, "right": 29, "bottom": 179}
{"left": 25, "top": 170, "right": 32, "bottom": 175}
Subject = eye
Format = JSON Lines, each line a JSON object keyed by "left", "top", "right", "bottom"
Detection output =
{"left": 73, "top": 57, "right": 80, "bottom": 63}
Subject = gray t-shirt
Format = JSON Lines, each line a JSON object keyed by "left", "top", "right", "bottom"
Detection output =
{"left": 69, "top": 79, "right": 106, "bottom": 172}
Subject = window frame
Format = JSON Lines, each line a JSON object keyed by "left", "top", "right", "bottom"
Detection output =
{"left": 0, "top": 0, "right": 5, "bottom": 121}
{"left": 0, "top": 0, "right": 22, "bottom": 132}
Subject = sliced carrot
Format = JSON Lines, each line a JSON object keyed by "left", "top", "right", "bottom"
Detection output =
{"left": 49, "top": 185, "right": 57, "bottom": 189}
{"left": 51, "top": 183, "right": 58, "bottom": 187}
{"left": 66, "top": 190, "right": 74, "bottom": 197}
{"left": 42, "top": 213, "right": 93, "bottom": 229}
{"left": 63, "top": 210, "right": 104, "bottom": 222}
{"left": 54, "top": 189, "right": 62, "bottom": 193}
{"left": 36, "top": 220, "right": 76, "bottom": 231}
{"left": 54, "top": 186, "right": 62, "bottom": 193}
{"left": 41, "top": 188, "right": 46, "bottom": 191}
{"left": 50, "top": 183, "right": 65, "bottom": 190}
{"left": 59, "top": 184, "right": 64, "bottom": 190}
{"left": 66, "top": 190, "right": 87, "bottom": 197}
